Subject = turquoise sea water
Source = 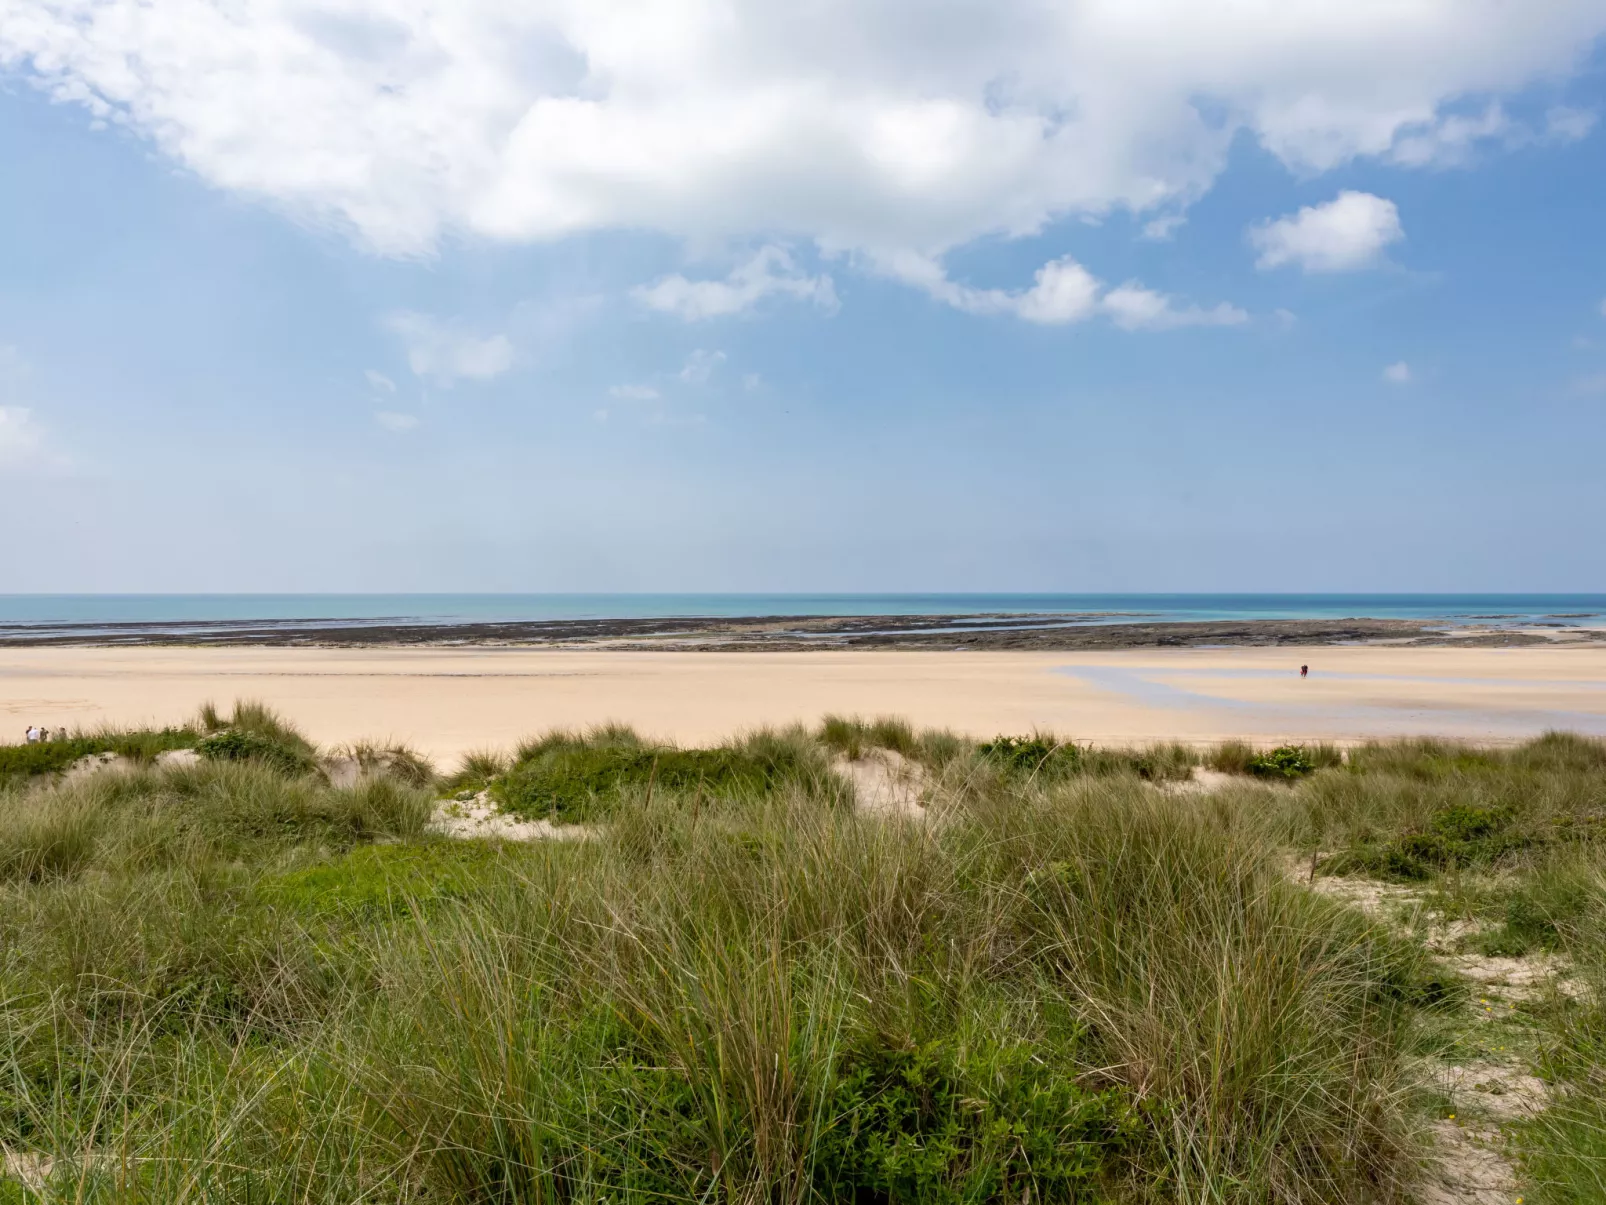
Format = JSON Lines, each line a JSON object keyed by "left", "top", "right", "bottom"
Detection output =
{"left": 0, "top": 594, "right": 1603, "bottom": 634}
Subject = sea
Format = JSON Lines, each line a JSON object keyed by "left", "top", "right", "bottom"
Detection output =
{"left": 0, "top": 594, "right": 1603, "bottom": 639}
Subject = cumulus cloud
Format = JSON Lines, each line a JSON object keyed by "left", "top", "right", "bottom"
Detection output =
{"left": 1383, "top": 361, "right": 1412, "bottom": 384}
{"left": 679, "top": 349, "right": 726, "bottom": 385}
{"left": 0, "top": 406, "right": 43, "bottom": 465}
{"left": 1, "top": 0, "right": 1599, "bottom": 281}
{"left": 1250, "top": 192, "right": 1404, "bottom": 273}
{"left": 374, "top": 410, "right": 419, "bottom": 432}
{"left": 609, "top": 384, "right": 660, "bottom": 401}
{"left": 1015, "top": 257, "right": 1104, "bottom": 325}
{"left": 634, "top": 246, "right": 837, "bottom": 320}
{"left": 383, "top": 312, "right": 513, "bottom": 385}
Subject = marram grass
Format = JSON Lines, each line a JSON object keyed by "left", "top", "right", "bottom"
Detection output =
{"left": 0, "top": 710, "right": 1602, "bottom": 1203}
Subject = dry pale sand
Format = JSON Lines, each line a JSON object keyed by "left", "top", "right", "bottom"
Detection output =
{"left": 3, "top": 644, "right": 1606, "bottom": 767}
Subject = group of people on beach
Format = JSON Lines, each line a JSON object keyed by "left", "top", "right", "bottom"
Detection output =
{"left": 23, "top": 724, "right": 66, "bottom": 743}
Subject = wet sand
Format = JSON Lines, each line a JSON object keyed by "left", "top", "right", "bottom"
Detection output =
{"left": 4, "top": 644, "right": 1606, "bottom": 766}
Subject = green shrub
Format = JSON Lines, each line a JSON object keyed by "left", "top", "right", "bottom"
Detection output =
{"left": 493, "top": 738, "right": 810, "bottom": 823}
{"left": 1248, "top": 745, "right": 1315, "bottom": 779}
{"left": 197, "top": 728, "right": 316, "bottom": 777}
{"left": 978, "top": 735, "right": 1079, "bottom": 777}
{"left": 814, "top": 1038, "right": 1135, "bottom": 1203}
{"left": 1337, "top": 801, "right": 1537, "bottom": 880}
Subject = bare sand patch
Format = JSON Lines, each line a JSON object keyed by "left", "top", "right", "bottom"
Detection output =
{"left": 1419, "top": 1120, "right": 1519, "bottom": 1205}
{"left": 428, "top": 792, "right": 594, "bottom": 842}
{"left": 3, "top": 644, "right": 1605, "bottom": 769}
{"left": 833, "top": 748, "right": 927, "bottom": 818}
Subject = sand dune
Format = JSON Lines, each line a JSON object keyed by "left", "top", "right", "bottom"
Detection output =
{"left": 3, "top": 644, "right": 1605, "bottom": 766}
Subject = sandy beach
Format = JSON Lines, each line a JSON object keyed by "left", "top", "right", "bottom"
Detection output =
{"left": 4, "top": 643, "right": 1605, "bottom": 765}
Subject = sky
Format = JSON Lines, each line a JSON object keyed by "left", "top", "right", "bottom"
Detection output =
{"left": 1, "top": 1, "right": 1605, "bottom": 594}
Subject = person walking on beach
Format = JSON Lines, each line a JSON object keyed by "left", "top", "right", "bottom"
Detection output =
{"left": 1300, "top": 665, "right": 1308, "bottom": 678}
{"left": 25, "top": 724, "right": 41, "bottom": 744}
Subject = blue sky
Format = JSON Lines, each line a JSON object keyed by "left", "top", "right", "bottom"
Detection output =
{"left": 1, "top": 2, "right": 1605, "bottom": 593}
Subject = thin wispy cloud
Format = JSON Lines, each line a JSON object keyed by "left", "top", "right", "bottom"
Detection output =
{"left": 679, "top": 349, "right": 726, "bottom": 385}
{"left": 383, "top": 312, "right": 513, "bottom": 386}
{"left": 609, "top": 384, "right": 660, "bottom": 402}
{"left": 1100, "top": 284, "right": 1248, "bottom": 332}
{"left": 374, "top": 411, "right": 420, "bottom": 433}
{"left": 0, "top": 405, "right": 43, "bottom": 465}
{"left": 1383, "top": 362, "right": 1413, "bottom": 384}
{"left": 635, "top": 247, "right": 837, "bottom": 321}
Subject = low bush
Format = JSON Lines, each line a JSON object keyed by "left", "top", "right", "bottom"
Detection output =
{"left": 1248, "top": 745, "right": 1316, "bottom": 779}
{"left": 197, "top": 727, "right": 319, "bottom": 777}
{"left": 493, "top": 729, "right": 816, "bottom": 823}
{"left": 814, "top": 1037, "right": 1137, "bottom": 1202}
{"left": 978, "top": 734, "right": 1080, "bottom": 777}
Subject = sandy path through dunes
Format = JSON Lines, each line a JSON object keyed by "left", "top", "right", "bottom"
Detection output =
{"left": 3, "top": 645, "right": 1606, "bottom": 766}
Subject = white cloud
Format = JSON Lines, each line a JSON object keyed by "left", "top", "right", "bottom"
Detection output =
{"left": 382, "top": 312, "right": 513, "bottom": 385}
{"left": 1015, "top": 257, "right": 1103, "bottom": 325}
{"left": 742, "top": 373, "right": 762, "bottom": 391}
{"left": 1250, "top": 192, "right": 1403, "bottom": 273}
{"left": 880, "top": 251, "right": 1242, "bottom": 330}
{"left": 609, "top": 383, "right": 660, "bottom": 401}
{"left": 2, "top": 0, "right": 1599, "bottom": 294}
{"left": 1544, "top": 106, "right": 1597, "bottom": 145}
{"left": 0, "top": 344, "right": 28, "bottom": 383}
{"left": 1141, "top": 214, "right": 1187, "bottom": 242}
{"left": 1388, "top": 104, "right": 1511, "bottom": 168}
{"left": 1100, "top": 284, "right": 1248, "bottom": 332}
{"left": 634, "top": 246, "right": 837, "bottom": 320}
{"left": 679, "top": 349, "right": 726, "bottom": 385}
{"left": 0, "top": 405, "right": 43, "bottom": 465}
{"left": 1387, "top": 103, "right": 1597, "bottom": 168}
{"left": 374, "top": 410, "right": 419, "bottom": 432}
{"left": 365, "top": 369, "right": 397, "bottom": 393}
{"left": 1571, "top": 373, "right": 1606, "bottom": 396}
{"left": 1383, "top": 361, "right": 1412, "bottom": 384}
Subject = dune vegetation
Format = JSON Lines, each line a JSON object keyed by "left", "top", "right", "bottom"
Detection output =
{"left": 0, "top": 706, "right": 1601, "bottom": 1203}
